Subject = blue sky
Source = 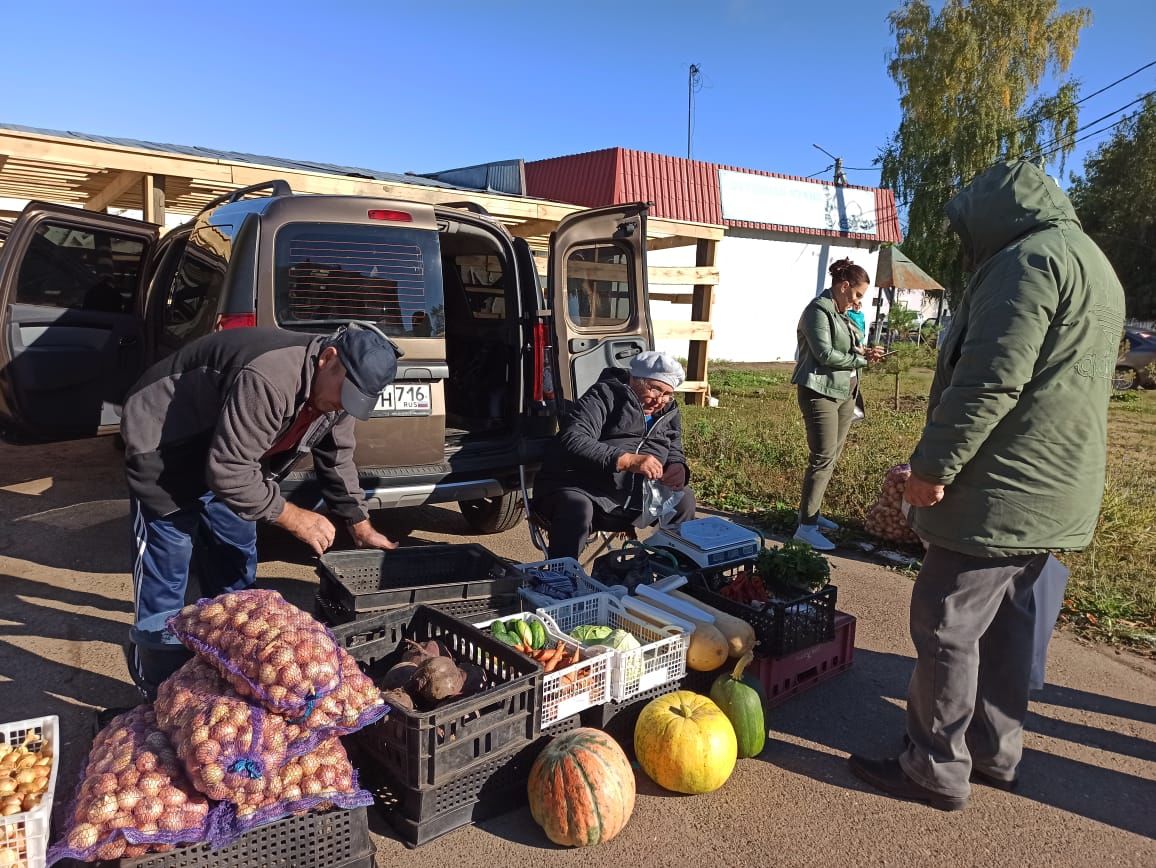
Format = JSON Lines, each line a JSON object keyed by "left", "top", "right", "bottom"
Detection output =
{"left": 4, "top": 1, "right": 1153, "bottom": 189}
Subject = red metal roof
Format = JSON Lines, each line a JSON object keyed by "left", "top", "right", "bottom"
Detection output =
{"left": 524, "top": 147, "right": 903, "bottom": 243}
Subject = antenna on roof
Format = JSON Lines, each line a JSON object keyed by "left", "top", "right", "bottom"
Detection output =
{"left": 688, "top": 64, "right": 702, "bottom": 159}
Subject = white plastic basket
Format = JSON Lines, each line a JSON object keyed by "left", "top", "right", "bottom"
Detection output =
{"left": 0, "top": 715, "right": 59, "bottom": 868}
{"left": 473, "top": 612, "right": 612, "bottom": 727}
{"left": 536, "top": 593, "right": 690, "bottom": 702}
{"left": 511, "top": 558, "right": 622, "bottom": 604}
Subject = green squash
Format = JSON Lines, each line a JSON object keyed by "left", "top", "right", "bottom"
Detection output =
{"left": 709, "top": 652, "right": 766, "bottom": 758}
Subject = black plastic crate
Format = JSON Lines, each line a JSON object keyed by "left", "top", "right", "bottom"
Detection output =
{"left": 334, "top": 605, "right": 542, "bottom": 790}
{"left": 685, "top": 562, "right": 838, "bottom": 657}
{"left": 317, "top": 543, "right": 521, "bottom": 617}
{"left": 65, "top": 807, "right": 373, "bottom": 868}
{"left": 579, "top": 679, "right": 681, "bottom": 731}
{"left": 315, "top": 592, "right": 522, "bottom": 628}
{"left": 359, "top": 715, "right": 580, "bottom": 848}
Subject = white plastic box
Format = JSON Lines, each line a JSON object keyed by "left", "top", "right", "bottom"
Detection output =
{"left": 473, "top": 611, "right": 612, "bottom": 727}
{"left": 511, "top": 558, "right": 622, "bottom": 610}
{"left": 0, "top": 715, "right": 59, "bottom": 868}
{"left": 536, "top": 593, "right": 690, "bottom": 702}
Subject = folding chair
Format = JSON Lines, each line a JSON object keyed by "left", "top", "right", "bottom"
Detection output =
{"left": 525, "top": 504, "right": 637, "bottom": 568}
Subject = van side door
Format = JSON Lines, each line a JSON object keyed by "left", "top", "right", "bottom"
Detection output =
{"left": 0, "top": 203, "right": 157, "bottom": 439}
{"left": 547, "top": 203, "right": 652, "bottom": 402}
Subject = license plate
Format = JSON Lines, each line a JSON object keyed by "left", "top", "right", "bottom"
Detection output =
{"left": 375, "top": 383, "right": 432, "bottom": 416}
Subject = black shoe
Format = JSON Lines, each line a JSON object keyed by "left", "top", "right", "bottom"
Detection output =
{"left": 901, "top": 733, "right": 1020, "bottom": 791}
{"left": 848, "top": 755, "right": 968, "bottom": 812}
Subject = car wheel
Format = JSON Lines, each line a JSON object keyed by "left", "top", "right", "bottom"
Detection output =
{"left": 459, "top": 492, "right": 524, "bottom": 534}
{"left": 1113, "top": 366, "right": 1138, "bottom": 391}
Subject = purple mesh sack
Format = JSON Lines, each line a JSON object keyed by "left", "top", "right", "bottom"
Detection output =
{"left": 167, "top": 589, "right": 343, "bottom": 718}
{"left": 154, "top": 657, "right": 289, "bottom": 809}
{"left": 46, "top": 706, "right": 225, "bottom": 865}
{"left": 283, "top": 647, "right": 390, "bottom": 757}
{"left": 212, "top": 738, "right": 373, "bottom": 841}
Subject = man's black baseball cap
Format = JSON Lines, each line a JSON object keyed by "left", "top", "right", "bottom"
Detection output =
{"left": 330, "top": 322, "right": 403, "bottom": 421}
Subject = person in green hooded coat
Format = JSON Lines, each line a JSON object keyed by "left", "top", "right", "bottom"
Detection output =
{"left": 849, "top": 161, "right": 1125, "bottom": 811}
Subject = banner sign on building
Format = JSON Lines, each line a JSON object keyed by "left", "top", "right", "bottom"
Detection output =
{"left": 718, "top": 169, "right": 879, "bottom": 235}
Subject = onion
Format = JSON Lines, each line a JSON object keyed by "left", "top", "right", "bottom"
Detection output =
{"left": 67, "top": 823, "right": 100, "bottom": 851}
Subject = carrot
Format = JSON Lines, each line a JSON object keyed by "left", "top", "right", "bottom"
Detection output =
{"left": 541, "top": 643, "right": 567, "bottom": 672}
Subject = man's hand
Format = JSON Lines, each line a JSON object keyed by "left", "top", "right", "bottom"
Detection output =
{"left": 617, "top": 452, "right": 664, "bottom": 480}
{"left": 272, "top": 503, "right": 336, "bottom": 555}
{"left": 349, "top": 519, "right": 399, "bottom": 551}
{"left": 904, "top": 474, "right": 946, "bottom": 508}
{"left": 661, "top": 462, "right": 687, "bottom": 490}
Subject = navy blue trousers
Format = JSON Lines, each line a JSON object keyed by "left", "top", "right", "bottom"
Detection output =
{"left": 129, "top": 492, "right": 257, "bottom": 649}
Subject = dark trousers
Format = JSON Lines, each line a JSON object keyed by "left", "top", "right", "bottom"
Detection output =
{"left": 900, "top": 544, "right": 1048, "bottom": 797}
{"left": 536, "top": 487, "right": 697, "bottom": 560}
{"left": 129, "top": 492, "right": 257, "bottom": 689}
{"left": 797, "top": 385, "right": 856, "bottom": 525}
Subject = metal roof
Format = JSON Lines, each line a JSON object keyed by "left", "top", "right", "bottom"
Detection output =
{"left": 525, "top": 147, "right": 903, "bottom": 243}
{"left": 0, "top": 122, "right": 466, "bottom": 192}
{"left": 418, "top": 159, "right": 526, "bottom": 196}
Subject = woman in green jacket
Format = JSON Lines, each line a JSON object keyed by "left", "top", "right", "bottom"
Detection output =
{"left": 791, "top": 258, "right": 883, "bottom": 550}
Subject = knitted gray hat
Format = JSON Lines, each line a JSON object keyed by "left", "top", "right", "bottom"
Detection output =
{"left": 629, "top": 350, "right": 685, "bottom": 389}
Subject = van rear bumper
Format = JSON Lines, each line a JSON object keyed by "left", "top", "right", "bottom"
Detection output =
{"left": 280, "top": 465, "right": 539, "bottom": 511}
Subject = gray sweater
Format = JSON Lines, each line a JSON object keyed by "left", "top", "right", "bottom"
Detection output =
{"left": 121, "top": 329, "right": 366, "bottom": 523}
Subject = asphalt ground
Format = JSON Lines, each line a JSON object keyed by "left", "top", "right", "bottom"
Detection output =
{"left": 0, "top": 436, "right": 1153, "bottom": 867}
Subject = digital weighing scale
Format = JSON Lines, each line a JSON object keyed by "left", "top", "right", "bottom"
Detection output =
{"left": 646, "top": 516, "right": 762, "bottom": 569}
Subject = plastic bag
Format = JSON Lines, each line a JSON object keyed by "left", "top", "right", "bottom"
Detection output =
{"left": 863, "top": 464, "right": 922, "bottom": 545}
{"left": 633, "top": 479, "right": 685, "bottom": 529}
{"left": 1030, "top": 555, "right": 1069, "bottom": 691}
{"left": 47, "top": 706, "right": 220, "bottom": 865}
{"left": 167, "top": 589, "right": 343, "bottom": 718}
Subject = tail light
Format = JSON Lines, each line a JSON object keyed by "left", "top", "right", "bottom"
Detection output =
{"left": 367, "top": 209, "right": 412, "bottom": 222}
{"left": 214, "top": 313, "right": 256, "bottom": 331}
{"left": 532, "top": 321, "right": 547, "bottom": 402}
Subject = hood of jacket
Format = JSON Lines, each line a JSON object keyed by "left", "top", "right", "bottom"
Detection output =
{"left": 946, "top": 160, "right": 1081, "bottom": 269}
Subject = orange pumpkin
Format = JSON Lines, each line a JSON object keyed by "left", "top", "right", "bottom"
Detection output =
{"left": 527, "top": 727, "right": 635, "bottom": 846}
{"left": 634, "top": 690, "right": 737, "bottom": 793}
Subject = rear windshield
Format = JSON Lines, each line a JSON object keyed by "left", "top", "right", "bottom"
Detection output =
{"left": 274, "top": 222, "right": 444, "bottom": 337}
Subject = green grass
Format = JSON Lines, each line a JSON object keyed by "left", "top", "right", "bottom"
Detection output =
{"left": 684, "top": 363, "right": 1156, "bottom": 652}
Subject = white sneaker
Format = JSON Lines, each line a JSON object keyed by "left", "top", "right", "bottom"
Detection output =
{"left": 816, "top": 515, "right": 840, "bottom": 532}
{"left": 793, "top": 524, "right": 836, "bottom": 551}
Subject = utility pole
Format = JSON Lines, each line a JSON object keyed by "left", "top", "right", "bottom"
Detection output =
{"left": 687, "top": 63, "right": 701, "bottom": 159}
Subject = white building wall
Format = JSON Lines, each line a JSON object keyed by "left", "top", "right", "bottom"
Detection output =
{"left": 644, "top": 230, "right": 934, "bottom": 363}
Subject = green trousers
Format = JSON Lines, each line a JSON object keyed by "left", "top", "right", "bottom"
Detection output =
{"left": 797, "top": 385, "right": 856, "bottom": 525}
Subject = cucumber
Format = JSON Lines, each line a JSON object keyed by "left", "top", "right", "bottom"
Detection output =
{"left": 492, "top": 629, "right": 520, "bottom": 647}
{"left": 490, "top": 621, "right": 511, "bottom": 640}
{"left": 516, "top": 619, "right": 535, "bottom": 648}
{"left": 529, "top": 619, "right": 547, "bottom": 650}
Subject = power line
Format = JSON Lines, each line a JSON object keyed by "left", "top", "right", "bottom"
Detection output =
{"left": 1022, "top": 91, "right": 1153, "bottom": 161}
{"left": 1073, "top": 59, "right": 1156, "bottom": 108}
{"left": 1008, "top": 58, "right": 1156, "bottom": 142}
{"left": 805, "top": 164, "right": 833, "bottom": 179}
{"left": 1028, "top": 105, "right": 1146, "bottom": 163}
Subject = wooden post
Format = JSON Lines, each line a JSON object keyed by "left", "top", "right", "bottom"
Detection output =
{"left": 142, "top": 174, "right": 166, "bottom": 225}
{"left": 684, "top": 238, "right": 717, "bottom": 406}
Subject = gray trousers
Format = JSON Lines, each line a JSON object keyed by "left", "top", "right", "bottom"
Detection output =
{"left": 900, "top": 544, "right": 1049, "bottom": 797}
{"left": 797, "top": 386, "right": 856, "bottom": 525}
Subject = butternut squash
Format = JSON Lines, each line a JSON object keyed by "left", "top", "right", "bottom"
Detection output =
{"left": 668, "top": 590, "right": 757, "bottom": 658}
{"left": 635, "top": 593, "right": 728, "bottom": 671}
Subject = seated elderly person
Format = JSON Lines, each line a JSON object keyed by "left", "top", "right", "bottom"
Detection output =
{"left": 532, "top": 351, "right": 696, "bottom": 559}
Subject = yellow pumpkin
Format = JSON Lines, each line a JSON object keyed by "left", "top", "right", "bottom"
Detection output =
{"left": 633, "top": 691, "right": 737, "bottom": 794}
